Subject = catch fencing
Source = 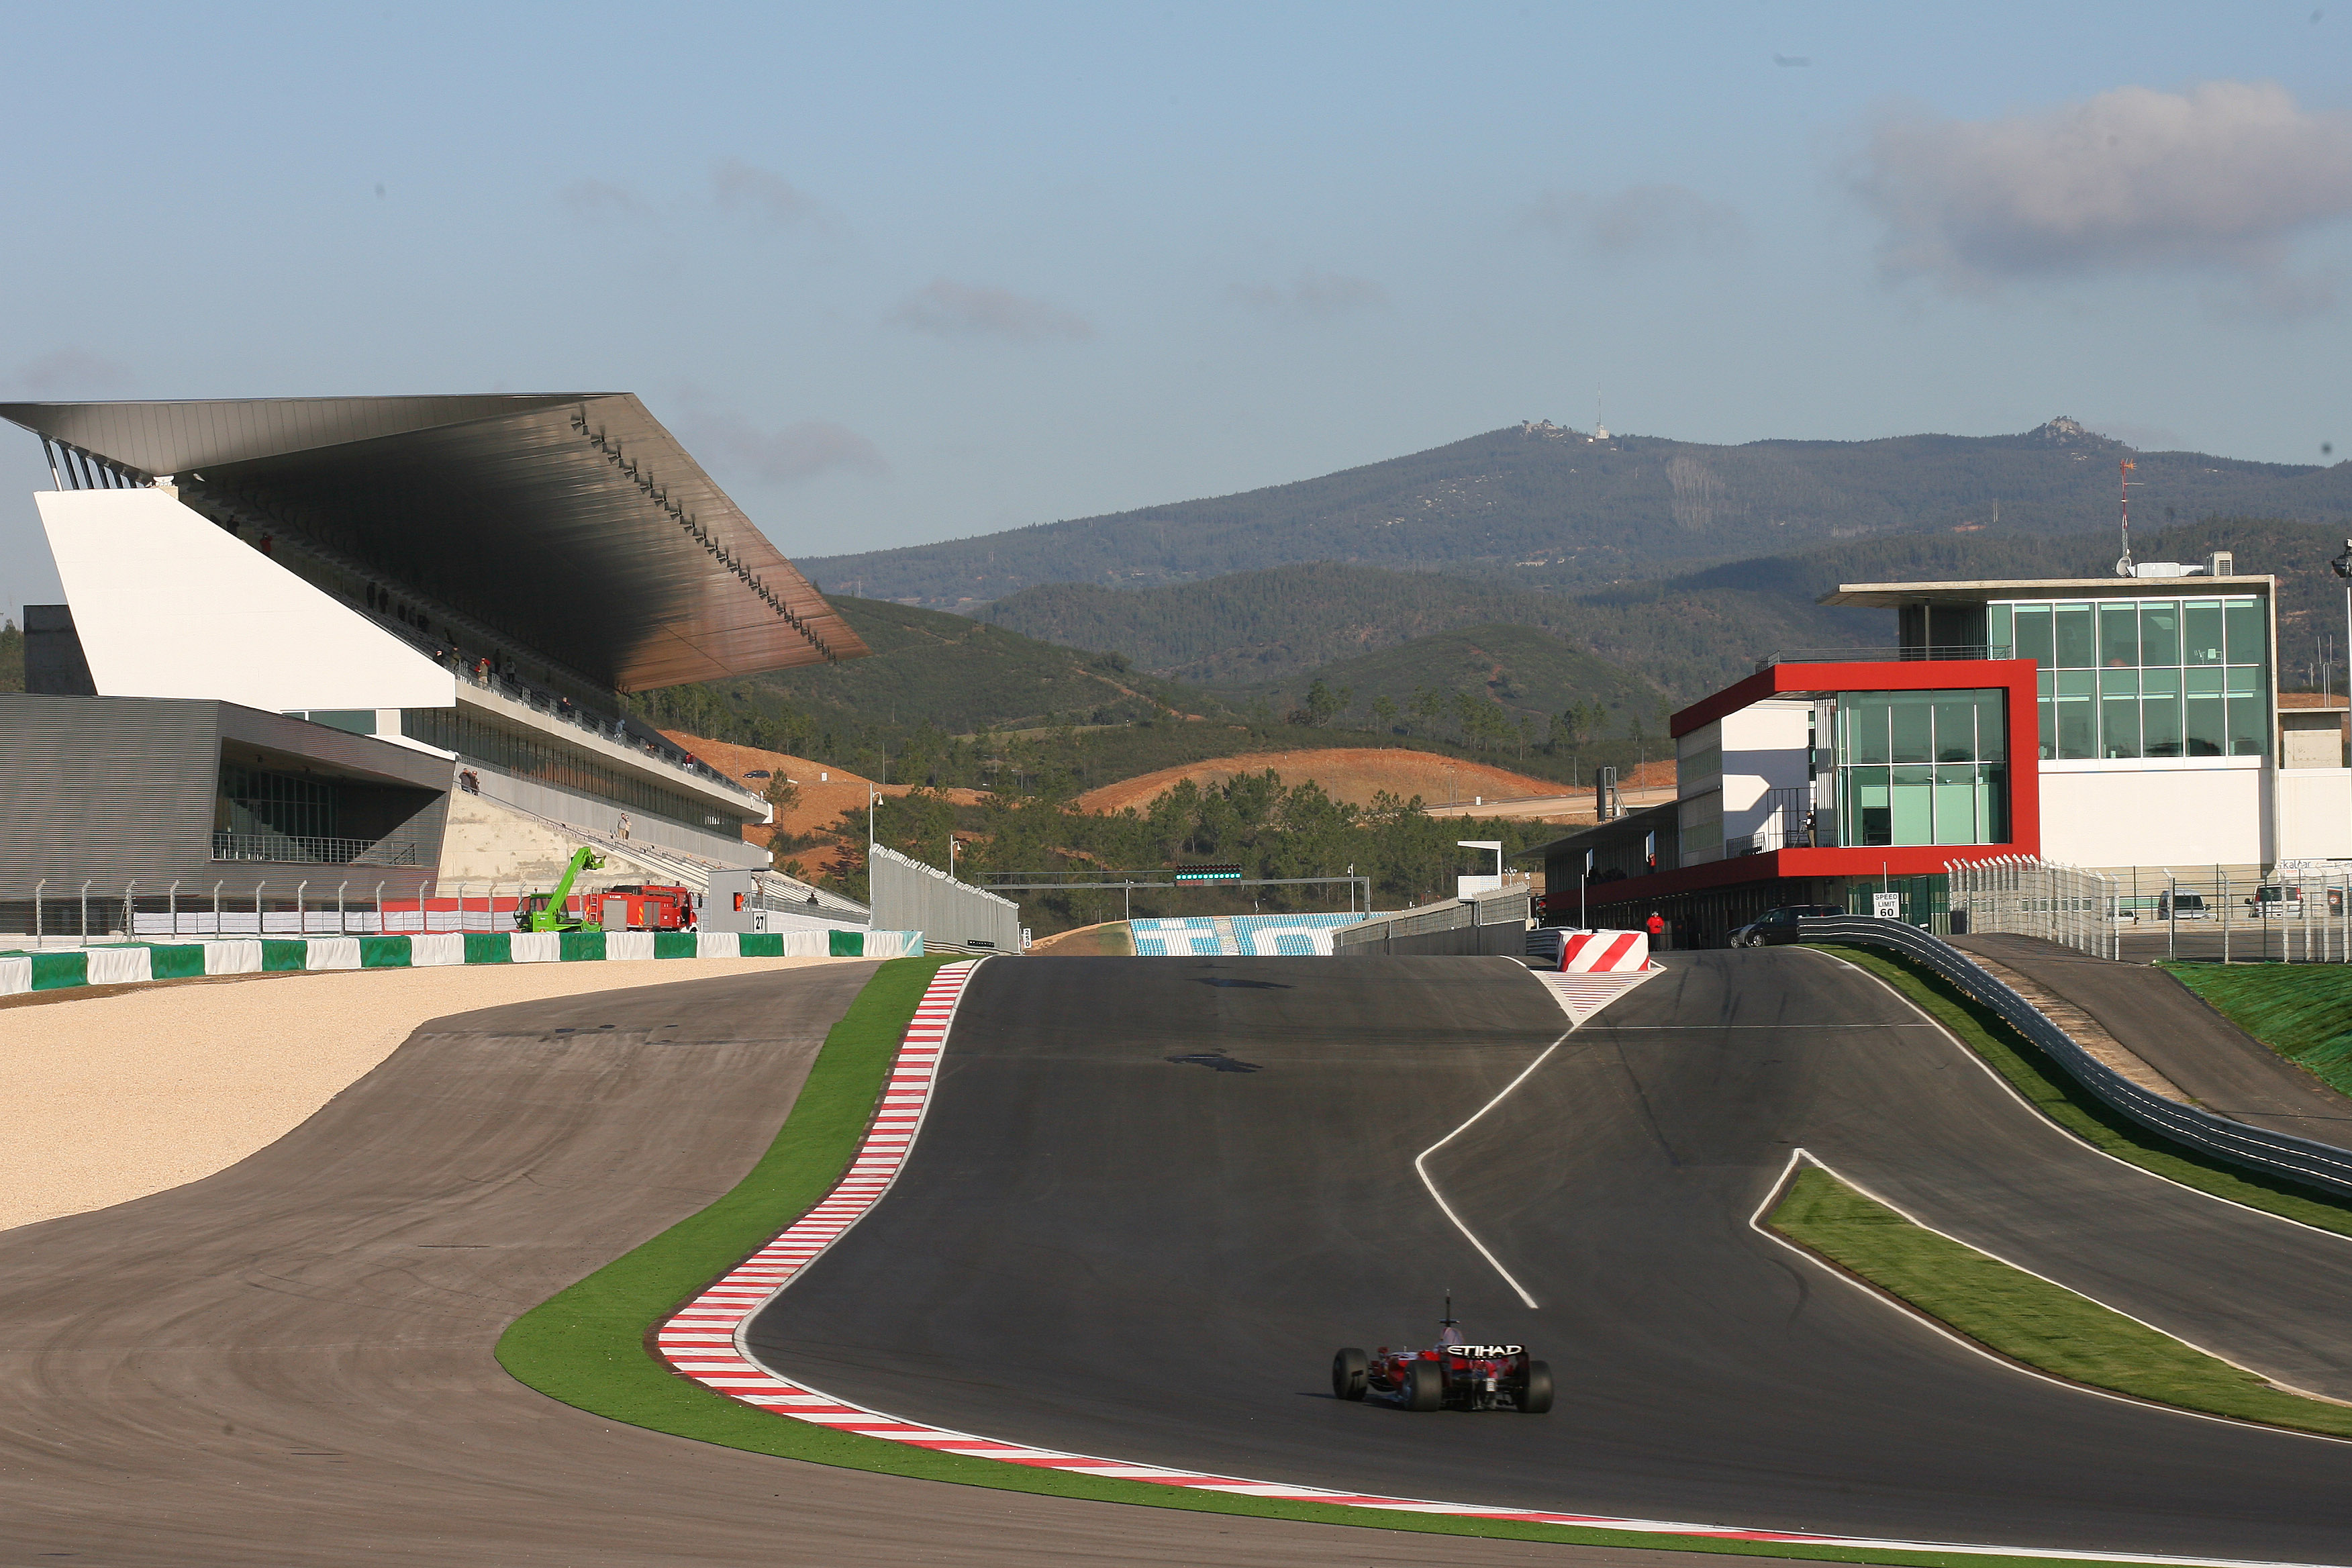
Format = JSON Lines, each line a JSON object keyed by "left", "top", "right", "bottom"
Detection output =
{"left": 1947, "top": 859, "right": 2352, "bottom": 964}
{"left": 1944, "top": 856, "right": 2121, "bottom": 960}
{"left": 1798, "top": 916, "right": 2352, "bottom": 1200}
{"left": 1332, "top": 883, "right": 1532, "bottom": 958}
{"left": 867, "top": 844, "right": 1024, "bottom": 954}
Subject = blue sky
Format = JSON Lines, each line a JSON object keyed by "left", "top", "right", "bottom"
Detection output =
{"left": 4, "top": 1, "right": 2348, "bottom": 616}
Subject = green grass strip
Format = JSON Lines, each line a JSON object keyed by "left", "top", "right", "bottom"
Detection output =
{"left": 491, "top": 955, "right": 2130, "bottom": 1566}
{"left": 2158, "top": 962, "right": 2352, "bottom": 1101}
{"left": 1804, "top": 943, "right": 2352, "bottom": 1240}
{"left": 1769, "top": 1165, "right": 2352, "bottom": 1438}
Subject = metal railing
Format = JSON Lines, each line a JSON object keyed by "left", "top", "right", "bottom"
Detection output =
{"left": 1945, "top": 856, "right": 2120, "bottom": 959}
{"left": 211, "top": 832, "right": 419, "bottom": 865}
{"left": 1798, "top": 916, "right": 2352, "bottom": 1200}
{"left": 1, "top": 876, "right": 699, "bottom": 946}
{"left": 1753, "top": 644, "right": 2014, "bottom": 670}
{"left": 1332, "top": 884, "right": 1532, "bottom": 957}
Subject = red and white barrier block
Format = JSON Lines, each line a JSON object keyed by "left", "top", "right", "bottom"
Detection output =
{"left": 1523, "top": 928, "right": 1659, "bottom": 1022}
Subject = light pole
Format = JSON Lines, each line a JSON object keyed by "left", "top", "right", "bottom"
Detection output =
{"left": 2332, "top": 540, "right": 2352, "bottom": 741}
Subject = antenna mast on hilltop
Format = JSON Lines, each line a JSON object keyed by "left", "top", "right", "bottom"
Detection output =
{"left": 2114, "top": 458, "right": 2137, "bottom": 578}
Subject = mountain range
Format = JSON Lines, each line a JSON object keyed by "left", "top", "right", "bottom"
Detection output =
{"left": 802, "top": 418, "right": 2352, "bottom": 609}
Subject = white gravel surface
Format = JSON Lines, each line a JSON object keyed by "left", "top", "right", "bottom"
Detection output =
{"left": 0, "top": 955, "right": 860, "bottom": 1232}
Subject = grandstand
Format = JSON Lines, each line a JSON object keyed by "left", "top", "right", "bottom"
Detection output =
{"left": 1130, "top": 912, "right": 1381, "bottom": 957}
{"left": 0, "top": 395, "right": 867, "bottom": 922}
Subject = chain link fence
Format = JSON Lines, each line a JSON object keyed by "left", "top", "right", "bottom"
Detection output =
{"left": 1949, "top": 857, "right": 2352, "bottom": 963}
{"left": 1945, "top": 856, "right": 2121, "bottom": 960}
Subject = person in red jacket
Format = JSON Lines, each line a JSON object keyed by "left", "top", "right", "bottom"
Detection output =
{"left": 1646, "top": 911, "right": 1667, "bottom": 949}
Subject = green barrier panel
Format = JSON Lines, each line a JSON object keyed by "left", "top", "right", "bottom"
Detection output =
{"left": 260, "top": 940, "right": 309, "bottom": 973}
{"left": 654, "top": 932, "right": 697, "bottom": 960}
{"left": 30, "top": 951, "right": 89, "bottom": 989}
{"left": 146, "top": 944, "right": 207, "bottom": 979}
{"left": 464, "top": 933, "right": 513, "bottom": 965}
{"left": 559, "top": 930, "right": 606, "bottom": 963}
{"left": 739, "top": 934, "right": 785, "bottom": 958}
{"left": 359, "top": 935, "right": 413, "bottom": 969}
{"left": 828, "top": 929, "right": 862, "bottom": 957}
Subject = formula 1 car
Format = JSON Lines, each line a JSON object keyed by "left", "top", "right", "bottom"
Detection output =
{"left": 1331, "top": 1307, "right": 1553, "bottom": 1414}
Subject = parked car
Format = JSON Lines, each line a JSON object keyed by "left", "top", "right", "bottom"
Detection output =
{"left": 2156, "top": 891, "right": 2208, "bottom": 920}
{"left": 1728, "top": 905, "right": 1847, "bottom": 948}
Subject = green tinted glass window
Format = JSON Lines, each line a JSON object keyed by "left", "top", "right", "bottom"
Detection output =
{"left": 2053, "top": 605, "right": 2095, "bottom": 667}
{"left": 2139, "top": 603, "right": 2179, "bottom": 665}
{"left": 1890, "top": 695, "right": 1932, "bottom": 763}
{"left": 2225, "top": 601, "right": 2263, "bottom": 667}
{"left": 2014, "top": 605, "right": 2053, "bottom": 667}
{"left": 1975, "top": 689, "right": 2006, "bottom": 761}
{"left": 2143, "top": 693, "right": 2183, "bottom": 757}
{"left": 2185, "top": 694, "right": 2226, "bottom": 756}
{"left": 2057, "top": 696, "right": 2095, "bottom": 758}
{"left": 2228, "top": 695, "right": 2265, "bottom": 756}
{"left": 1890, "top": 765, "right": 1932, "bottom": 842}
{"left": 2038, "top": 700, "right": 2056, "bottom": 759}
{"left": 1932, "top": 699, "right": 1976, "bottom": 762}
{"left": 2184, "top": 602, "right": 2224, "bottom": 664}
{"left": 2101, "top": 694, "right": 2141, "bottom": 758}
{"left": 1988, "top": 603, "right": 2012, "bottom": 656}
{"left": 2100, "top": 603, "right": 2139, "bottom": 667}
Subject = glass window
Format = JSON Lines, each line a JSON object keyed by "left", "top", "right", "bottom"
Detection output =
{"left": 1932, "top": 699, "right": 1977, "bottom": 763}
{"left": 2053, "top": 604, "right": 2095, "bottom": 667}
{"left": 2038, "top": 700, "right": 2056, "bottom": 760}
{"left": 1844, "top": 698, "right": 1891, "bottom": 765}
{"left": 2225, "top": 665, "right": 2260, "bottom": 697}
{"left": 2184, "top": 602, "right": 2224, "bottom": 665}
{"left": 1933, "top": 764, "right": 1978, "bottom": 844}
{"left": 2057, "top": 694, "right": 2096, "bottom": 759}
{"left": 1975, "top": 689, "right": 2006, "bottom": 761}
{"left": 2228, "top": 695, "right": 2265, "bottom": 756}
{"left": 2100, "top": 603, "right": 2139, "bottom": 667}
{"left": 1979, "top": 765, "right": 2009, "bottom": 841}
{"left": 2139, "top": 603, "right": 2179, "bottom": 666}
{"left": 2186, "top": 665, "right": 2223, "bottom": 696}
{"left": 1988, "top": 603, "right": 2012, "bottom": 658}
{"left": 2100, "top": 668, "right": 2139, "bottom": 697}
{"left": 2143, "top": 692, "right": 2184, "bottom": 756}
{"left": 1890, "top": 693, "right": 1933, "bottom": 763}
{"left": 1890, "top": 765, "right": 1933, "bottom": 843}
{"left": 2226, "top": 601, "right": 2264, "bottom": 667}
{"left": 1850, "top": 767, "right": 1891, "bottom": 846}
{"left": 2101, "top": 691, "right": 2141, "bottom": 758}
{"left": 2185, "top": 694, "right": 2226, "bottom": 756}
{"left": 2013, "top": 604, "right": 2053, "bottom": 667}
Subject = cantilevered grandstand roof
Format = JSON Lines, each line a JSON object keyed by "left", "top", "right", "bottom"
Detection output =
{"left": 0, "top": 394, "right": 867, "bottom": 691}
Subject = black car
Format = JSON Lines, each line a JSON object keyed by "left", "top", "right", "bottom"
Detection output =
{"left": 1728, "top": 904, "right": 1846, "bottom": 948}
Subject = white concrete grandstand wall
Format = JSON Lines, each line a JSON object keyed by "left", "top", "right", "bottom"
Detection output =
{"left": 37, "top": 489, "right": 455, "bottom": 713}
{"left": 468, "top": 767, "right": 766, "bottom": 868}
{"left": 2038, "top": 758, "right": 2267, "bottom": 868}
{"left": 2275, "top": 769, "right": 2352, "bottom": 862}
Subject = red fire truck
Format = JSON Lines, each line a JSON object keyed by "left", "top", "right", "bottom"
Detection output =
{"left": 582, "top": 883, "right": 697, "bottom": 932}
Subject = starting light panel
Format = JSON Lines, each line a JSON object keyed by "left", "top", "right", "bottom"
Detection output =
{"left": 1173, "top": 864, "right": 1244, "bottom": 883}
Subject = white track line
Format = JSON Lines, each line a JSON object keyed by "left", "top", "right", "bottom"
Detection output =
{"left": 648, "top": 957, "right": 2339, "bottom": 1568}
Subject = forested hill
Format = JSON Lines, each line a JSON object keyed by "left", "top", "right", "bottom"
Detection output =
{"left": 802, "top": 418, "right": 2352, "bottom": 608}
{"left": 983, "top": 517, "right": 2352, "bottom": 703}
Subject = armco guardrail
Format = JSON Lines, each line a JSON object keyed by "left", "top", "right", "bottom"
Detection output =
{"left": 1799, "top": 916, "right": 2352, "bottom": 1202}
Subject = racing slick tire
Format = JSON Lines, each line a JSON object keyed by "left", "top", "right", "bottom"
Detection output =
{"left": 1518, "top": 1360, "right": 1555, "bottom": 1414}
{"left": 1403, "top": 1358, "right": 1444, "bottom": 1412}
{"left": 1332, "top": 1348, "right": 1369, "bottom": 1401}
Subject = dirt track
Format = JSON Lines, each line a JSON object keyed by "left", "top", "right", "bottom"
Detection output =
{"left": 1075, "top": 748, "right": 1572, "bottom": 814}
{"left": 0, "top": 954, "right": 859, "bottom": 1231}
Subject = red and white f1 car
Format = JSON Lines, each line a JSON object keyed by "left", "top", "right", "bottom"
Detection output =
{"left": 1331, "top": 1308, "right": 1553, "bottom": 1414}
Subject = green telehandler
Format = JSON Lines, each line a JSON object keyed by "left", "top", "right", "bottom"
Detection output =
{"left": 518, "top": 846, "right": 605, "bottom": 933}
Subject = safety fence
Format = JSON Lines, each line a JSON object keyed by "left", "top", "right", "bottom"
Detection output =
{"left": 1947, "top": 859, "right": 2352, "bottom": 963}
{"left": 1944, "top": 856, "right": 2122, "bottom": 960}
{"left": 1332, "top": 884, "right": 1533, "bottom": 959}
{"left": 867, "top": 844, "right": 1024, "bottom": 954}
{"left": 1798, "top": 916, "right": 2352, "bottom": 1200}
{"left": 0, "top": 927, "right": 924, "bottom": 998}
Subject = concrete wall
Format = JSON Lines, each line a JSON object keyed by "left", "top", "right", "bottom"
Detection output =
{"left": 469, "top": 766, "right": 766, "bottom": 868}
{"left": 2276, "top": 769, "right": 2352, "bottom": 862}
{"left": 2038, "top": 759, "right": 2268, "bottom": 867}
{"left": 38, "top": 489, "right": 456, "bottom": 713}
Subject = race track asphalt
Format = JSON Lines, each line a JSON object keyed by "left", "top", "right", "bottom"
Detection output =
{"left": 0, "top": 961, "right": 1718, "bottom": 1568}
{"left": 1955, "top": 933, "right": 2352, "bottom": 1145}
{"left": 749, "top": 952, "right": 2352, "bottom": 1563}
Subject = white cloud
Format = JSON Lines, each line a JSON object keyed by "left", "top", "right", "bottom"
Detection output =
{"left": 711, "top": 158, "right": 818, "bottom": 225}
{"left": 1851, "top": 81, "right": 2352, "bottom": 311}
{"left": 10, "top": 348, "right": 132, "bottom": 397}
{"left": 888, "top": 279, "right": 1094, "bottom": 342}
{"left": 1228, "top": 271, "right": 1389, "bottom": 318}
{"left": 695, "top": 413, "right": 889, "bottom": 484}
{"left": 1526, "top": 185, "right": 1745, "bottom": 258}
